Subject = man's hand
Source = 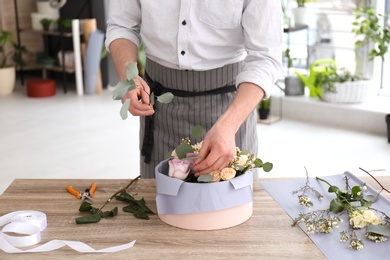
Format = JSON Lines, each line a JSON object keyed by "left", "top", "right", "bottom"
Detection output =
{"left": 121, "top": 76, "right": 154, "bottom": 117}
{"left": 193, "top": 123, "right": 236, "bottom": 176}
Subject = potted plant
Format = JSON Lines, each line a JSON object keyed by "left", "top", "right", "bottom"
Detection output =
{"left": 60, "top": 19, "right": 72, "bottom": 33}
{"left": 258, "top": 98, "right": 271, "bottom": 120}
{"left": 284, "top": 48, "right": 304, "bottom": 96}
{"left": 314, "top": 66, "right": 369, "bottom": 103}
{"left": 352, "top": 3, "right": 390, "bottom": 77}
{"left": 291, "top": 0, "right": 317, "bottom": 25}
{"left": 0, "top": 30, "right": 27, "bottom": 95}
{"left": 40, "top": 18, "right": 53, "bottom": 31}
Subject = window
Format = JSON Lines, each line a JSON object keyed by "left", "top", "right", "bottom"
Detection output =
{"left": 282, "top": 0, "right": 390, "bottom": 96}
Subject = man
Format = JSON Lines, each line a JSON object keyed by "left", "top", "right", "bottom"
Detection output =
{"left": 105, "top": 0, "right": 283, "bottom": 178}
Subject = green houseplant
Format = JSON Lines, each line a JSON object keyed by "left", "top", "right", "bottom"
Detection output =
{"left": 40, "top": 18, "right": 53, "bottom": 31}
{"left": 314, "top": 65, "right": 369, "bottom": 103}
{"left": 0, "top": 30, "right": 27, "bottom": 95}
{"left": 258, "top": 98, "right": 271, "bottom": 120}
{"left": 353, "top": 4, "right": 390, "bottom": 62}
{"left": 352, "top": 4, "right": 390, "bottom": 78}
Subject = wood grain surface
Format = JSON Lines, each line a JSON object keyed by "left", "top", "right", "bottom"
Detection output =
{"left": 1, "top": 176, "right": 387, "bottom": 259}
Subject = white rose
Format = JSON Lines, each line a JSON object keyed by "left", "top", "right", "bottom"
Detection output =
{"left": 221, "top": 168, "right": 236, "bottom": 181}
{"left": 235, "top": 155, "right": 248, "bottom": 167}
{"left": 362, "top": 210, "right": 382, "bottom": 225}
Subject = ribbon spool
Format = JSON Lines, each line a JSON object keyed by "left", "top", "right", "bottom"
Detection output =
{"left": 1, "top": 211, "right": 47, "bottom": 247}
{"left": 0, "top": 210, "right": 136, "bottom": 253}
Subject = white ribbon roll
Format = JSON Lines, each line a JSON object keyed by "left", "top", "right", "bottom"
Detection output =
{"left": 0, "top": 211, "right": 135, "bottom": 254}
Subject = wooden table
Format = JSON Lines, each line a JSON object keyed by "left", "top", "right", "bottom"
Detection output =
{"left": 5, "top": 177, "right": 387, "bottom": 259}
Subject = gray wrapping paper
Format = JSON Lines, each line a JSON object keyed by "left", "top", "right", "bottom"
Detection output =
{"left": 260, "top": 172, "right": 390, "bottom": 260}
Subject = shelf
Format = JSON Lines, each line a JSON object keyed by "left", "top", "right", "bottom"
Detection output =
{"left": 42, "top": 66, "right": 76, "bottom": 74}
{"left": 257, "top": 115, "right": 281, "bottom": 125}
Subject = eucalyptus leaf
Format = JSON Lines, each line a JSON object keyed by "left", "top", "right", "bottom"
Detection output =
{"left": 150, "top": 92, "right": 155, "bottom": 106}
{"left": 175, "top": 143, "right": 194, "bottom": 159}
{"left": 253, "top": 158, "right": 263, "bottom": 168}
{"left": 120, "top": 98, "right": 131, "bottom": 120}
{"left": 366, "top": 224, "right": 390, "bottom": 236}
{"left": 112, "top": 80, "right": 135, "bottom": 100}
{"left": 364, "top": 194, "right": 378, "bottom": 203}
{"left": 126, "top": 62, "right": 139, "bottom": 80}
{"left": 197, "top": 174, "right": 213, "bottom": 182}
{"left": 75, "top": 214, "right": 101, "bottom": 224}
{"left": 191, "top": 125, "right": 203, "bottom": 139}
{"left": 262, "top": 162, "right": 273, "bottom": 172}
{"left": 157, "top": 92, "right": 174, "bottom": 103}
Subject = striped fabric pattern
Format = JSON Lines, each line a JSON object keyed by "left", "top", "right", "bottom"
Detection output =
{"left": 139, "top": 59, "right": 258, "bottom": 178}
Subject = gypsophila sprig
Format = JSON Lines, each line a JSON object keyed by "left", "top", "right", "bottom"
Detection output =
{"left": 292, "top": 168, "right": 390, "bottom": 251}
{"left": 293, "top": 167, "right": 323, "bottom": 209}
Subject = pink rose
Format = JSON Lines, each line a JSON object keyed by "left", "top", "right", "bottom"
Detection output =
{"left": 168, "top": 159, "right": 192, "bottom": 180}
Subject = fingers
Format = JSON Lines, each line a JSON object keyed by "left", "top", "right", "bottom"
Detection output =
{"left": 193, "top": 142, "right": 235, "bottom": 176}
{"left": 122, "top": 77, "right": 155, "bottom": 116}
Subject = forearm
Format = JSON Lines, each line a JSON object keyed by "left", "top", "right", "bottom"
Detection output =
{"left": 215, "top": 83, "right": 264, "bottom": 134}
{"left": 109, "top": 39, "right": 139, "bottom": 81}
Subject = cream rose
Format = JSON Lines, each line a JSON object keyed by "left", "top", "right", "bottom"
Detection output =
{"left": 221, "top": 168, "right": 236, "bottom": 181}
{"left": 210, "top": 170, "right": 222, "bottom": 182}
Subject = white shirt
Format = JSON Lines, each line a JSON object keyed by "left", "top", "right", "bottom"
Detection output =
{"left": 105, "top": 0, "right": 283, "bottom": 97}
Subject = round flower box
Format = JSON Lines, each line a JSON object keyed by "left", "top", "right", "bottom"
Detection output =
{"left": 155, "top": 159, "right": 254, "bottom": 230}
{"left": 321, "top": 80, "right": 369, "bottom": 103}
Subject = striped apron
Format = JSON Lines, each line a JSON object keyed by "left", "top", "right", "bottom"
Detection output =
{"left": 139, "top": 58, "right": 258, "bottom": 178}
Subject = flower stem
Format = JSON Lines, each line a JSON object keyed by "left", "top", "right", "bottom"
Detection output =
{"left": 316, "top": 176, "right": 333, "bottom": 187}
{"left": 99, "top": 175, "right": 141, "bottom": 212}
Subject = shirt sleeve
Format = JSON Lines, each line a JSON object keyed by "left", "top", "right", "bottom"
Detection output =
{"left": 105, "top": 0, "right": 142, "bottom": 52}
{"left": 235, "top": 0, "right": 283, "bottom": 99}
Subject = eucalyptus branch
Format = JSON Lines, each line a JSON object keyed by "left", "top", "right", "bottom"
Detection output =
{"left": 99, "top": 175, "right": 141, "bottom": 212}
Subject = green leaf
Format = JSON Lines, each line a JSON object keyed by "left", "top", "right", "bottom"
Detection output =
{"left": 262, "top": 162, "right": 273, "bottom": 172}
{"left": 197, "top": 174, "right": 213, "bottom": 182}
{"left": 150, "top": 92, "right": 155, "bottom": 106}
{"left": 253, "top": 158, "right": 263, "bottom": 168}
{"left": 120, "top": 98, "right": 131, "bottom": 120}
{"left": 329, "top": 198, "right": 345, "bottom": 213}
{"left": 126, "top": 62, "right": 139, "bottom": 80}
{"left": 328, "top": 186, "right": 339, "bottom": 193}
{"left": 112, "top": 80, "right": 135, "bottom": 100}
{"left": 79, "top": 201, "right": 93, "bottom": 212}
{"left": 75, "top": 213, "right": 101, "bottom": 224}
{"left": 366, "top": 225, "right": 390, "bottom": 236}
{"left": 175, "top": 143, "right": 194, "bottom": 159}
{"left": 100, "top": 207, "right": 118, "bottom": 218}
{"left": 157, "top": 92, "right": 174, "bottom": 103}
{"left": 364, "top": 194, "right": 378, "bottom": 203}
{"left": 191, "top": 125, "right": 203, "bottom": 139}
{"left": 351, "top": 186, "right": 361, "bottom": 196}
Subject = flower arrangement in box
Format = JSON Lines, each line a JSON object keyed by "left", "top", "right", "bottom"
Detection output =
{"left": 167, "top": 125, "right": 273, "bottom": 182}
{"left": 155, "top": 126, "right": 273, "bottom": 230}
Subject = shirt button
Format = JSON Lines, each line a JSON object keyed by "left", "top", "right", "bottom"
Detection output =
{"left": 181, "top": 50, "right": 186, "bottom": 55}
{"left": 182, "top": 20, "right": 187, "bottom": 26}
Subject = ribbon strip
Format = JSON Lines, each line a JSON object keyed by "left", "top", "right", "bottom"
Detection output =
{"left": 0, "top": 211, "right": 135, "bottom": 253}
